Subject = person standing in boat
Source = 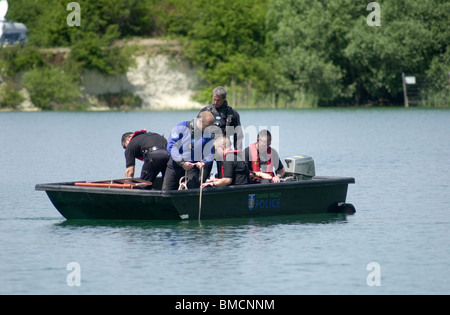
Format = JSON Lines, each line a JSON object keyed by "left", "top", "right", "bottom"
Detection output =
{"left": 244, "top": 129, "right": 285, "bottom": 183}
{"left": 121, "top": 130, "right": 170, "bottom": 184}
{"left": 198, "top": 86, "right": 243, "bottom": 178}
{"left": 199, "top": 86, "right": 242, "bottom": 146}
{"left": 162, "top": 111, "right": 215, "bottom": 190}
{"left": 201, "top": 137, "right": 251, "bottom": 188}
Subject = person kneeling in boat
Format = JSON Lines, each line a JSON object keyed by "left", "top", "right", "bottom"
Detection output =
{"left": 121, "top": 130, "right": 170, "bottom": 185}
{"left": 245, "top": 129, "right": 285, "bottom": 183}
{"left": 162, "top": 111, "right": 215, "bottom": 190}
{"left": 202, "top": 137, "right": 251, "bottom": 188}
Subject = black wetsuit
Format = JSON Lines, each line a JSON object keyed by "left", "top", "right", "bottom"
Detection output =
{"left": 125, "top": 132, "right": 170, "bottom": 183}
{"left": 199, "top": 100, "right": 242, "bottom": 147}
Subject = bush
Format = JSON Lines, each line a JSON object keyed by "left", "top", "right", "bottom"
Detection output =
{"left": 0, "top": 46, "right": 44, "bottom": 77}
{"left": 0, "top": 80, "right": 25, "bottom": 109}
{"left": 69, "top": 29, "right": 134, "bottom": 75}
{"left": 97, "top": 92, "right": 143, "bottom": 110}
{"left": 22, "top": 66, "right": 81, "bottom": 110}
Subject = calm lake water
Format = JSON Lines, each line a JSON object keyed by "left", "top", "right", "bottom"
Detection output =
{"left": 0, "top": 108, "right": 449, "bottom": 295}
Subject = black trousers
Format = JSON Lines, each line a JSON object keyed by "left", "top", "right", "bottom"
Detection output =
{"left": 161, "top": 158, "right": 202, "bottom": 190}
{"left": 140, "top": 149, "right": 170, "bottom": 183}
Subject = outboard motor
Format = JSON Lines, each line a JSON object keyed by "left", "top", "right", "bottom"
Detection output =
{"left": 284, "top": 155, "right": 315, "bottom": 180}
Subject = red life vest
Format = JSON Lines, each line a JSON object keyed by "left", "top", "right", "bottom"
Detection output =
{"left": 129, "top": 130, "right": 147, "bottom": 161}
{"left": 249, "top": 143, "right": 274, "bottom": 177}
{"left": 220, "top": 149, "right": 240, "bottom": 178}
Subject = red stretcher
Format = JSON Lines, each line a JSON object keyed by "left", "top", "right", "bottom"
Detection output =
{"left": 74, "top": 178, "right": 152, "bottom": 189}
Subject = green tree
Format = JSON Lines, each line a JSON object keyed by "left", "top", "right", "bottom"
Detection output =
{"left": 344, "top": 1, "right": 439, "bottom": 104}
{"left": 345, "top": 0, "right": 449, "bottom": 104}
{"left": 268, "top": 0, "right": 449, "bottom": 106}
{"left": 175, "top": 0, "right": 269, "bottom": 104}
{"left": 0, "top": 80, "right": 25, "bottom": 109}
{"left": 7, "top": 0, "right": 175, "bottom": 47}
{"left": 69, "top": 26, "right": 133, "bottom": 75}
{"left": 267, "top": 0, "right": 360, "bottom": 105}
{"left": 0, "top": 46, "right": 44, "bottom": 77}
{"left": 22, "top": 67, "right": 81, "bottom": 110}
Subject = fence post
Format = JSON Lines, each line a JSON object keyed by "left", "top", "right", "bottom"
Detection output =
{"left": 402, "top": 72, "right": 409, "bottom": 108}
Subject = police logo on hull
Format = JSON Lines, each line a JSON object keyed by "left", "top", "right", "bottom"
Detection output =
{"left": 248, "top": 194, "right": 256, "bottom": 210}
{"left": 248, "top": 192, "right": 281, "bottom": 211}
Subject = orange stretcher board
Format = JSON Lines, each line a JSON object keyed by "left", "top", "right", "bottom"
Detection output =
{"left": 74, "top": 178, "right": 152, "bottom": 189}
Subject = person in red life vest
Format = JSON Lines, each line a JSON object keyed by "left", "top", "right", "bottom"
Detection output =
{"left": 244, "top": 129, "right": 285, "bottom": 183}
{"left": 121, "top": 130, "right": 170, "bottom": 185}
{"left": 201, "top": 137, "right": 251, "bottom": 188}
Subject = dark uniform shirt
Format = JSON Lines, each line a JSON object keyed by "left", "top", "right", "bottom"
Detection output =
{"left": 199, "top": 101, "right": 242, "bottom": 148}
{"left": 125, "top": 132, "right": 168, "bottom": 168}
{"left": 219, "top": 151, "right": 251, "bottom": 185}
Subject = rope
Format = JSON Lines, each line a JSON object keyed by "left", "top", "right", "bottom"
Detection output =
{"left": 177, "top": 166, "right": 204, "bottom": 222}
{"left": 198, "top": 166, "right": 204, "bottom": 222}
{"left": 178, "top": 171, "right": 188, "bottom": 190}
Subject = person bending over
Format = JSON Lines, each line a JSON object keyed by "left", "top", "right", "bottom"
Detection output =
{"left": 162, "top": 111, "right": 215, "bottom": 190}
{"left": 121, "top": 130, "right": 170, "bottom": 183}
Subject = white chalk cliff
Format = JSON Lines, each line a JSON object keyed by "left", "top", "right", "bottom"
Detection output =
{"left": 81, "top": 53, "right": 202, "bottom": 110}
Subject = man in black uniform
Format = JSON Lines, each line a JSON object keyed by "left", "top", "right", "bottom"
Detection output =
{"left": 198, "top": 86, "right": 243, "bottom": 178}
{"left": 121, "top": 130, "right": 170, "bottom": 184}
{"left": 198, "top": 86, "right": 242, "bottom": 149}
{"left": 201, "top": 137, "right": 250, "bottom": 188}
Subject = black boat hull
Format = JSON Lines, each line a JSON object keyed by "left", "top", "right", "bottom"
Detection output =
{"left": 36, "top": 177, "right": 355, "bottom": 220}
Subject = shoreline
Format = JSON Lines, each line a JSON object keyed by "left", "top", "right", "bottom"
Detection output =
{"left": 2, "top": 104, "right": 448, "bottom": 113}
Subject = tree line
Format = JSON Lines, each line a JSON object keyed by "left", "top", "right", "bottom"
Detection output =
{"left": 2, "top": 0, "right": 449, "bottom": 109}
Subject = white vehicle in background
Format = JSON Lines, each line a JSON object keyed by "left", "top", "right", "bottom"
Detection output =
{"left": 0, "top": 0, "right": 28, "bottom": 46}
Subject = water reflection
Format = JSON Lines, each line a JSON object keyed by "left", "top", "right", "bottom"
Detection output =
{"left": 53, "top": 213, "right": 350, "bottom": 246}
{"left": 55, "top": 212, "right": 349, "bottom": 229}
{"left": 52, "top": 213, "right": 351, "bottom": 265}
